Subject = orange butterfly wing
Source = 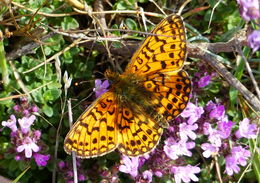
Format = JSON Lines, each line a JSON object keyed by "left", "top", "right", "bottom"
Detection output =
{"left": 125, "top": 15, "right": 187, "bottom": 76}
{"left": 125, "top": 14, "right": 191, "bottom": 125}
{"left": 64, "top": 92, "right": 163, "bottom": 158}
{"left": 115, "top": 14, "right": 190, "bottom": 155}
{"left": 116, "top": 106, "right": 163, "bottom": 156}
{"left": 64, "top": 92, "right": 118, "bottom": 158}
{"left": 144, "top": 70, "right": 191, "bottom": 121}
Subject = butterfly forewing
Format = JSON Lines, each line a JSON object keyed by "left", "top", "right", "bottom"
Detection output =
{"left": 64, "top": 92, "right": 118, "bottom": 158}
{"left": 125, "top": 15, "right": 186, "bottom": 75}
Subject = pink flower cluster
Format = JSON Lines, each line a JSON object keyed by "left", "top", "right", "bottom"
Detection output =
{"left": 118, "top": 100, "right": 258, "bottom": 182}
{"left": 236, "top": 0, "right": 260, "bottom": 52}
{"left": 58, "top": 160, "right": 87, "bottom": 183}
{"left": 198, "top": 101, "right": 257, "bottom": 176}
{"left": 1, "top": 98, "right": 50, "bottom": 167}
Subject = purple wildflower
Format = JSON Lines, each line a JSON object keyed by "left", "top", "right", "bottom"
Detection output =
{"left": 33, "top": 153, "right": 50, "bottom": 167}
{"left": 16, "top": 136, "right": 40, "bottom": 158}
{"left": 18, "top": 115, "right": 36, "bottom": 134}
{"left": 217, "top": 120, "right": 233, "bottom": 139}
{"left": 32, "top": 130, "right": 42, "bottom": 141}
{"left": 205, "top": 100, "right": 217, "bottom": 112}
{"left": 237, "top": 0, "right": 260, "bottom": 21}
{"left": 31, "top": 105, "right": 39, "bottom": 112}
{"left": 139, "top": 154, "right": 150, "bottom": 167}
{"left": 13, "top": 105, "right": 20, "bottom": 112}
{"left": 23, "top": 109, "right": 30, "bottom": 116}
{"left": 225, "top": 146, "right": 251, "bottom": 175}
{"left": 12, "top": 98, "right": 39, "bottom": 116}
{"left": 248, "top": 30, "right": 260, "bottom": 52}
{"left": 181, "top": 102, "right": 204, "bottom": 124}
{"left": 232, "top": 146, "right": 251, "bottom": 166}
{"left": 119, "top": 156, "right": 139, "bottom": 177}
{"left": 198, "top": 75, "right": 211, "bottom": 88}
{"left": 203, "top": 122, "right": 213, "bottom": 135}
{"left": 93, "top": 79, "right": 109, "bottom": 98}
{"left": 15, "top": 155, "right": 21, "bottom": 161}
{"left": 154, "top": 171, "right": 163, "bottom": 177}
{"left": 67, "top": 170, "right": 73, "bottom": 177}
{"left": 208, "top": 129, "right": 222, "bottom": 147}
{"left": 164, "top": 137, "right": 195, "bottom": 160}
{"left": 201, "top": 143, "right": 219, "bottom": 158}
{"left": 78, "top": 174, "right": 86, "bottom": 181}
{"left": 209, "top": 105, "right": 225, "bottom": 120}
{"left": 58, "top": 160, "right": 88, "bottom": 182}
{"left": 235, "top": 118, "right": 258, "bottom": 139}
{"left": 225, "top": 155, "right": 240, "bottom": 175}
{"left": 142, "top": 170, "right": 153, "bottom": 183}
{"left": 2, "top": 115, "right": 17, "bottom": 132}
{"left": 58, "top": 161, "right": 66, "bottom": 169}
{"left": 171, "top": 165, "right": 201, "bottom": 183}
{"left": 179, "top": 123, "right": 198, "bottom": 141}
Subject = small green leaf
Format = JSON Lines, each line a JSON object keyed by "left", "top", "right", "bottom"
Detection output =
{"left": 138, "top": 0, "right": 148, "bottom": 2}
{"left": 42, "top": 104, "right": 53, "bottom": 117}
{"left": 125, "top": 18, "right": 137, "bottom": 30}
{"left": 115, "top": 1, "right": 128, "bottom": 10}
{"left": 12, "top": 166, "right": 30, "bottom": 183}
{"left": 61, "top": 17, "right": 79, "bottom": 30}
{"left": 43, "top": 88, "right": 61, "bottom": 101}
{"left": 111, "top": 24, "right": 120, "bottom": 36}
{"left": 44, "top": 46, "right": 53, "bottom": 55}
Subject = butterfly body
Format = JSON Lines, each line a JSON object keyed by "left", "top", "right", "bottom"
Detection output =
{"left": 106, "top": 69, "right": 160, "bottom": 119}
{"left": 64, "top": 14, "right": 191, "bottom": 158}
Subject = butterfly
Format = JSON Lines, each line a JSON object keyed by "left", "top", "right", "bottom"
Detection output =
{"left": 64, "top": 14, "right": 191, "bottom": 158}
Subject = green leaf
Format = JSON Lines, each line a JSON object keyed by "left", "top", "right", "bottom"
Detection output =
{"left": 12, "top": 166, "right": 30, "bottom": 183}
{"left": 125, "top": 18, "right": 137, "bottom": 30}
{"left": 250, "top": 138, "right": 260, "bottom": 182}
{"left": 229, "top": 47, "right": 249, "bottom": 107}
{"left": 43, "top": 88, "right": 61, "bottom": 101}
{"left": 115, "top": 1, "right": 128, "bottom": 10}
{"left": 44, "top": 34, "right": 64, "bottom": 55}
{"left": 229, "top": 88, "right": 239, "bottom": 106}
{"left": 111, "top": 24, "right": 120, "bottom": 36}
{"left": 42, "top": 104, "right": 53, "bottom": 117}
{"left": 44, "top": 46, "right": 53, "bottom": 56}
{"left": 35, "top": 67, "right": 52, "bottom": 80}
{"left": 61, "top": 17, "right": 79, "bottom": 30}
{"left": 138, "top": 0, "right": 148, "bottom": 2}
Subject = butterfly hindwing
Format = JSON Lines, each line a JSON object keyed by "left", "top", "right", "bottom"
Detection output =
{"left": 143, "top": 70, "right": 191, "bottom": 121}
{"left": 64, "top": 92, "right": 118, "bottom": 158}
{"left": 116, "top": 106, "right": 163, "bottom": 157}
